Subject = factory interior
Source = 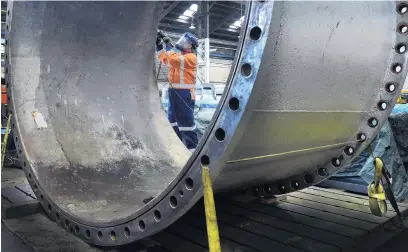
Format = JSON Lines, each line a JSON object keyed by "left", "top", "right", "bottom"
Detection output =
{"left": 1, "top": 1, "right": 408, "bottom": 251}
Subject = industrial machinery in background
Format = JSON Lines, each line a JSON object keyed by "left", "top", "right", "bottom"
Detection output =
{"left": 4, "top": 0, "right": 408, "bottom": 247}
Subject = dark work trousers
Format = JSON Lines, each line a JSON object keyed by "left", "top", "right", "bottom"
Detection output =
{"left": 167, "top": 88, "right": 199, "bottom": 150}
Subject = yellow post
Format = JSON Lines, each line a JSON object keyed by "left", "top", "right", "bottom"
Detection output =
{"left": 202, "top": 166, "right": 221, "bottom": 252}
{"left": 2, "top": 114, "right": 12, "bottom": 168}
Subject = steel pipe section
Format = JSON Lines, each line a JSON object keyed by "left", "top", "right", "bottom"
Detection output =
{"left": 5, "top": 0, "right": 407, "bottom": 246}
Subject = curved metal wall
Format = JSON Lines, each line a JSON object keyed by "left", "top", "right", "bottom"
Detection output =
{"left": 5, "top": 0, "right": 408, "bottom": 246}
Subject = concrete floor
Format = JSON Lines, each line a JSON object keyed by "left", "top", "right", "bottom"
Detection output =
{"left": 1, "top": 223, "right": 33, "bottom": 252}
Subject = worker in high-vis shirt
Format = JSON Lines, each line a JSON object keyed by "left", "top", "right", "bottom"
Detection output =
{"left": 156, "top": 31, "right": 199, "bottom": 151}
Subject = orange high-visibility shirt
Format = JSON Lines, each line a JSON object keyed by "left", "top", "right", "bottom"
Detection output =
{"left": 158, "top": 49, "right": 197, "bottom": 91}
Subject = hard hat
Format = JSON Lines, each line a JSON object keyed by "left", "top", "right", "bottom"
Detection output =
{"left": 176, "top": 32, "right": 198, "bottom": 51}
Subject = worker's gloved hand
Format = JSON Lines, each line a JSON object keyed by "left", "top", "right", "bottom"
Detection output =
{"left": 163, "top": 36, "right": 171, "bottom": 44}
{"left": 157, "top": 30, "right": 166, "bottom": 39}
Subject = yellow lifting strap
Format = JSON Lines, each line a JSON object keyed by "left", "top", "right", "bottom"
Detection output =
{"left": 368, "top": 157, "right": 388, "bottom": 216}
{"left": 202, "top": 166, "right": 221, "bottom": 252}
{"left": 368, "top": 157, "right": 404, "bottom": 227}
{"left": 1, "top": 114, "right": 12, "bottom": 168}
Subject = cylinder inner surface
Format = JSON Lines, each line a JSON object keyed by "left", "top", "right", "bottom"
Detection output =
{"left": 11, "top": 2, "right": 192, "bottom": 223}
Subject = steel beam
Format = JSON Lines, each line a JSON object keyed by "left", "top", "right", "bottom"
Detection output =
{"left": 160, "top": 1, "right": 180, "bottom": 20}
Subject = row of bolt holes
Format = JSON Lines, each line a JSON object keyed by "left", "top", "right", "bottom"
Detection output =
{"left": 316, "top": 3, "right": 408, "bottom": 187}
{"left": 104, "top": 25, "right": 263, "bottom": 242}
{"left": 276, "top": 32, "right": 407, "bottom": 192}
{"left": 79, "top": 25, "right": 262, "bottom": 242}
{"left": 32, "top": 175, "right": 196, "bottom": 241}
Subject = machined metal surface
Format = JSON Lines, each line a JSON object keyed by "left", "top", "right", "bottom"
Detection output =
{"left": 5, "top": 0, "right": 408, "bottom": 246}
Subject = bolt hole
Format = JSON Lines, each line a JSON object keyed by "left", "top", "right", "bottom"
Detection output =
{"left": 86, "top": 230, "right": 91, "bottom": 238}
{"left": 229, "top": 97, "right": 240, "bottom": 111}
{"left": 170, "top": 196, "right": 178, "bottom": 208}
{"left": 110, "top": 231, "right": 116, "bottom": 241}
{"left": 124, "top": 227, "right": 130, "bottom": 237}
{"left": 56, "top": 212, "right": 60, "bottom": 221}
{"left": 154, "top": 210, "right": 161, "bottom": 221}
{"left": 75, "top": 225, "right": 80, "bottom": 234}
{"left": 356, "top": 133, "right": 366, "bottom": 142}
{"left": 19, "top": 149, "right": 22, "bottom": 155}
{"left": 40, "top": 195, "right": 44, "bottom": 201}
{"left": 15, "top": 136, "right": 18, "bottom": 142}
{"left": 392, "top": 63, "right": 403, "bottom": 74}
{"left": 318, "top": 167, "right": 328, "bottom": 177}
{"left": 241, "top": 63, "right": 252, "bottom": 77}
{"left": 264, "top": 186, "right": 272, "bottom": 193}
{"left": 97, "top": 231, "right": 103, "bottom": 240}
{"left": 201, "top": 155, "right": 210, "bottom": 166}
{"left": 185, "top": 178, "right": 194, "bottom": 190}
{"left": 398, "top": 3, "right": 408, "bottom": 14}
{"left": 215, "top": 128, "right": 226, "bottom": 141}
{"left": 368, "top": 117, "right": 378, "bottom": 128}
{"left": 12, "top": 123, "right": 14, "bottom": 129}
{"left": 139, "top": 220, "right": 146, "bottom": 231}
{"left": 65, "top": 219, "right": 69, "bottom": 228}
{"left": 34, "top": 184, "right": 38, "bottom": 190}
{"left": 278, "top": 185, "right": 286, "bottom": 194}
{"left": 47, "top": 203, "right": 52, "bottom": 212}
{"left": 385, "top": 83, "right": 397, "bottom": 93}
{"left": 398, "top": 23, "right": 408, "bottom": 34}
{"left": 290, "top": 180, "right": 300, "bottom": 189}
{"left": 7, "top": 10, "right": 9, "bottom": 16}
{"left": 396, "top": 43, "right": 407, "bottom": 54}
{"left": 28, "top": 173, "right": 32, "bottom": 180}
{"left": 179, "top": 190, "right": 184, "bottom": 196}
{"left": 304, "top": 174, "right": 314, "bottom": 184}
{"left": 250, "top": 26, "right": 262, "bottom": 40}
{"left": 331, "top": 158, "right": 341, "bottom": 167}
{"left": 24, "top": 162, "right": 27, "bottom": 167}
{"left": 377, "top": 101, "right": 387, "bottom": 111}
{"left": 344, "top": 146, "right": 354, "bottom": 156}
{"left": 6, "top": 25, "right": 9, "bottom": 30}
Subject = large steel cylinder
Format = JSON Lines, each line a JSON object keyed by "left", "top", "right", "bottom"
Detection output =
{"left": 5, "top": 0, "right": 408, "bottom": 246}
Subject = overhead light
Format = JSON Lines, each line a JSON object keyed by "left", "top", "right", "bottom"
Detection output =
{"left": 189, "top": 23, "right": 196, "bottom": 29}
{"left": 184, "top": 9, "right": 195, "bottom": 17}
{"left": 176, "top": 19, "right": 189, "bottom": 23}
{"left": 189, "top": 4, "right": 198, "bottom": 12}
{"left": 227, "top": 28, "right": 238, "bottom": 32}
{"left": 230, "top": 16, "right": 245, "bottom": 30}
{"left": 178, "top": 15, "right": 189, "bottom": 20}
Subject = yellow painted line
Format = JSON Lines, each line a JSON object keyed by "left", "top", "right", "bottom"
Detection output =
{"left": 202, "top": 166, "right": 221, "bottom": 252}
{"left": 227, "top": 141, "right": 352, "bottom": 164}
